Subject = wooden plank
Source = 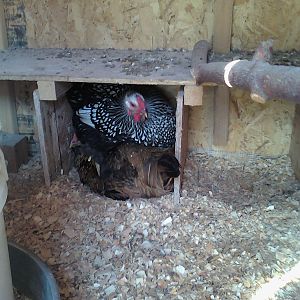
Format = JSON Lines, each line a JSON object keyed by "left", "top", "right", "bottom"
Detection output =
{"left": 213, "top": 86, "right": 230, "bottom": 145}
{"left": 37, "top": 81, "right": 72, "bottom": 101}
{"left": 174, "top": 87, "right": 189, "bottom": 205}
{"left": 213, "top": 0, "right": 234, "bottom": 53}
{"left": 212, "top": 0, "right": 233, "bottom": 146}
{"left": 0, "top": 0, "right": 8, "bottom": 49}
{"left": 33, "top": 89, "right": 73, "bottom": 185}
{"left": 54, "top": 97, "right": 74, "bottom": 174}
{"left": 0, "top": 81, "right": 18, "bottom": 133}
{"left": 33, "top": 90, "right": 51, "bottom": 186}
{"left": 33, "top": 90, "right": 61, "bottom": 186}
{"left": 290, "top": 105, "right": 300, "bottom": 180}
{"left": 0, "top": 1, "right": 17, "bottom": 134}
{"left": 0, "top": 48, "right": 194, "bottom": 86}
{"left": 184, "top": 85, "right": 203, "bottom": 106}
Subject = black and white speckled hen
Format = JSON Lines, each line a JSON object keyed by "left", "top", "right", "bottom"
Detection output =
{"left": 67, "top": 83, "right": 176, "bottom": 153}
{"left": 73, "top": 143, "right": 180, "bottom": 200}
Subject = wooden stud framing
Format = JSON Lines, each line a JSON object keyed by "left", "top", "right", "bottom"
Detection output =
{"left": 213, "top": 86, "right": 229, "bottom": 145}
{"left": 0, "top": 1, "right": 17, "bottom": 134}
{"left": 0, "top": 0, "right": 7, "bottom": 49}
{"left": 212, "top": 0, "right": 233, "bottom": 146}
{"left": 213, "top": 0, "right": 234, "bottom": 54}
{"left": 33, "top": 90, "right": 58, "bottom": 186}
{"left": 54, "top": 96, "right": 73, "bottom": 174}
{"left": 33, "top": 89, "right": 73, "bottom": 186}
{"left": 174, "top": 87, "right": 189, "bottom": 205}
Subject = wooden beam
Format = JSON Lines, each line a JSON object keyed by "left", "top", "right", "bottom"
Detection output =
{"left": 37, "top": 81, "right": 72, "bottom": 101}
{"left": 33, "top": 89, "right": 73, "bottom": 186}
{"left": 0, "top": 0, "right": 7, "bottom": 49}
{"left": 213, "top": 86, "right": 230, "bottom": 145}
{"left": 0, "top": 82, "right": 18, "bottom": 133}
{"left": 33, "top": 90, "right": 58, "bottom": 186}
{"left": 54, "top": 96, "right": 74, "bottom": 174}
{"left": 213, "top": 0, "right": 233, "bottom": 53}
{"left": 0, "top": 2, "right": 17, "bottom": 134}
{"left": 184, "top": 85, "right": 203, "bottom": 106}
{"left": 290, "top": 105, "right": 300, "bottom": 180}
{"left": 174, "top": 87, "right": 189, "bottom": 205}
{"left": 212, "top": 0, "right": 233, "bottom": 146}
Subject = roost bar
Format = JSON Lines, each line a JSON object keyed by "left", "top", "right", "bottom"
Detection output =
{"left": 0, "top": 47, "right": 206, "bottom": 204}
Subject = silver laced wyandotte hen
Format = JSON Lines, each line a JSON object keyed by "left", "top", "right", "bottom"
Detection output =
{"left": 67, "top": 83, "right": 176, "bottom": 156}
{"left": 67, "top": 83, "right": 180, "bottom": 200}
{"left": 67, "top": 83, "right": 175, "bottom": 147}
{"left": 72, "top": 143, "right": 180, "bottom": 200}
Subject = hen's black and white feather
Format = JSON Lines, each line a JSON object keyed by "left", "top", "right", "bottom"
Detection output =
{"left": 67, "top": 83, "right": 176, "bottom": 149}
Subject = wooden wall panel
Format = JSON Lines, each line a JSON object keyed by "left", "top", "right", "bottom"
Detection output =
{"left": 232, "top": 0, "right": 300, "bottom": 50}
{"left": 24, "top": 0, "right": 214, "bottom": 49}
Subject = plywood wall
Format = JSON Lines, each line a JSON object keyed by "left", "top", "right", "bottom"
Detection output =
{"left": 24, "top": 0, "right": 214, "bottom": 49}
{"left": 189, "top": 89, "right": 295, "bottom": 156}
{"left": 232, "top": 0, "right": 300, "bottom": 50}
{"left": 3, "top": 0, "right": 300, "bottom": 157}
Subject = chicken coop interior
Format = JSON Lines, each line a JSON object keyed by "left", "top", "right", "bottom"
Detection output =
{"left": 0, "top": 0, "right": 300, "bottom": 299}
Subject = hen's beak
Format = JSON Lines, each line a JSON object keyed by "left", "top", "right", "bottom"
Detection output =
{"left": 140, "top": 110, "right": 148, "bottom": 122}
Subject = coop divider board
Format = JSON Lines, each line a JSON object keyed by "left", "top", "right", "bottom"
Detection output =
{"left": 212, "top": 0, "right": 233, "bottom": 146}
{"left": 0, "top": 2, "right": 18, "bottom": 134}
{"left": 54, "top": 96, "right": 73, "bottom": 174}
{"left": 33, "top": 90, "right": 73, "bottom": 186}
{"left": 33, "top": 90, "right": 58, "bottom": 186}
{"left": 174, "top": 87, "right": 189, "bottom": 205}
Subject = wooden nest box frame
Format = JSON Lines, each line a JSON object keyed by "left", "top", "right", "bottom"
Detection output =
{"left": 0, "top": 46, "right": 209, "bottom": 204}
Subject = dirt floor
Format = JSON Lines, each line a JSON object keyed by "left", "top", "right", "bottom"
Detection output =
{"left": 4, "top": 152, "right": 300, "bottom": 300}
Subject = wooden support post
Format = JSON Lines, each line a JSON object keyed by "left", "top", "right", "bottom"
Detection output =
{"left": 0, "top": 1, "right": 17, "bottom": 134}
{"left": 174, "top": 87, "right": 189, "bottom": 205}
{"left": 212, "top": 0, "right": 233, "bottom": 146}
{"left": 54, "top": 96, "right": 73, "bottom": 173}
{"left": 290, "top": 105, "right": 300, "bottom": 180}
{"left": 33, "top": 90, "right": 73, "bottom": 186}
{"left": 0, "top": 0, "right": 7, "bottom": 49}
{"left": 213, "top": 86, "right": 229, "bottom": 145}
{"left": 33, "top": 90, "right": 59, "bottom": 186}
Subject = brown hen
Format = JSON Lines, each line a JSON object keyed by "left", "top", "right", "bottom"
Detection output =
{"left": 73, "top": 143, "right": 180, "bottom": 200}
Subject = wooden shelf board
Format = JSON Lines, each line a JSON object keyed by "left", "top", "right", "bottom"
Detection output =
{"left": 0, "top": 48, "right": 194, "bottom": 85}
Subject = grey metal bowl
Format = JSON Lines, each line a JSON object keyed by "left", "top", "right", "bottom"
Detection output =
{"left": 8, "top": 242, "right": 60, "bottom": 300}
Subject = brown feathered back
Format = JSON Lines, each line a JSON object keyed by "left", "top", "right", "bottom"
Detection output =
{"left": 73, "top": 143, "right": 180, "bottom": 200}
